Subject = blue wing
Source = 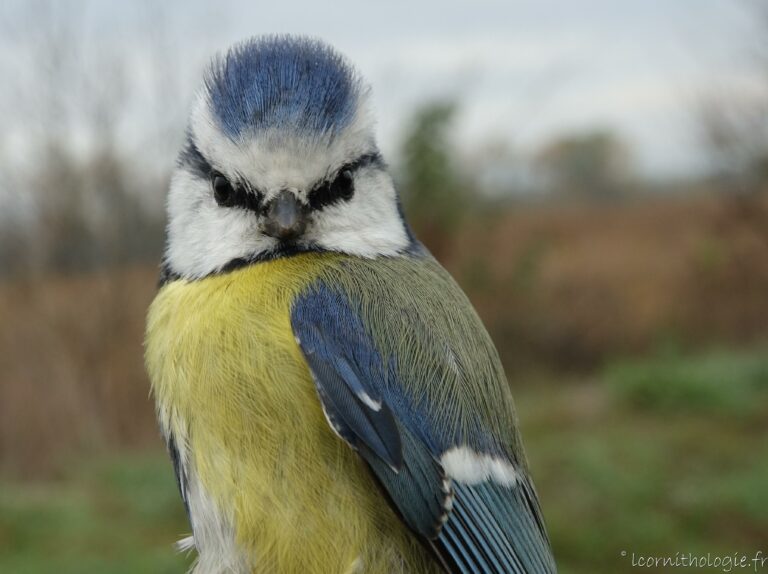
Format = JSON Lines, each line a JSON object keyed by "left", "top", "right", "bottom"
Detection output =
{"left": 291, "top": 281, "right": 556, "bottom": 573}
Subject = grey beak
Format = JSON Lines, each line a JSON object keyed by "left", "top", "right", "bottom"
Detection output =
{"left": 263, "top": 190, "right": 307, "bottom": 241}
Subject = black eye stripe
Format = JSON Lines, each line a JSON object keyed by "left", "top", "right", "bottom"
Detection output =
{"left": 309, "top": 170, "right": 353, "bottom": 210}
{"left": 183, "top": 138, "right": 381, "bottom": 214}
{"left": 308, "top": 152, "right": 382, "bottom": 211}
{"left": 178, "top": 136, "right": 213, "bottom": 179}
{"left": 210, "top": 171, "right": 263, "bottom": 212}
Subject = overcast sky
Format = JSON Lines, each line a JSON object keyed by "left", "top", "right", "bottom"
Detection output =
{"left": 3, "top": 0, "right": 765, "bottom": 178}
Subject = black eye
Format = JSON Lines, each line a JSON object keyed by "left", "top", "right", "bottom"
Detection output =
{"left": 331, "top": 170, "right": 354, "bottom": 200}
{"left": 211, "top": 172, "right": 235, "bottom": 206}
{"left": 309, "top": 169, "right": 355, "bottom": 210}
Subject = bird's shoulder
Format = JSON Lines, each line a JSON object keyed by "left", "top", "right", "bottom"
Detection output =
{"left": 291, "top": 252, "right": 556, "bottom": 573}
{"left": 296, "top": 250, "right": 523, "bottom": 460}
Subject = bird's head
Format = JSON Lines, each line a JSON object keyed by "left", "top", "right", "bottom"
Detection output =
{"left": 164, "top": 36, "right": 413, "bottom": 280}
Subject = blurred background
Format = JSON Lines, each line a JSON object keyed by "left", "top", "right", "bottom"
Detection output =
{"left": 1, "top": 1, "right": 767, "bottom": 572}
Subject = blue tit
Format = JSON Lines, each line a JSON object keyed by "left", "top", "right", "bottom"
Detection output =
{"left": 145, "top": 36, "right": 557, "bottom": 574}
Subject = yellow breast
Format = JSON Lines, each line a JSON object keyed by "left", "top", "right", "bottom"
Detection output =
{"left": 145, "top": 254, "right": 438, "bottom": 573}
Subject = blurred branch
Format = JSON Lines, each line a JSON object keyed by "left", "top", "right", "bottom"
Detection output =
{"left": 0, "top": 0, "right": 184, "bottom": 276}
{"left": 697, "top": 0, "right": 768, "bottom": 194}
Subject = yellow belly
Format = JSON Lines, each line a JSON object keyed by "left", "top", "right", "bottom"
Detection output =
{"left": 145, "top": 254, "right": 439, "bottom": 573}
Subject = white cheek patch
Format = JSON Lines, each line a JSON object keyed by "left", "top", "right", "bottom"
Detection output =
{"left": 306, "top": 169, "right": 409, "bottom": 258}
{"left": 166, "top": 168, "right": 277, "bottom": 279}
{"left": 440, "top": 446, "right": 520, "bottom": 487}
{"left": 166, "top": 162, "right": 411, "bottom": 279}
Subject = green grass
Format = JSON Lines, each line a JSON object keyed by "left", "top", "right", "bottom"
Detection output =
{"left": 605, "top": 347, "right": 768, "bottom": 415}
{"left": 518, "top": 347, "right": 768, "bottom": 573}
{"left": 0, "top": 454, "right": 192, "bottom": 574}
{"left": 2, "top": 349, "right": 767, "bottom": 573}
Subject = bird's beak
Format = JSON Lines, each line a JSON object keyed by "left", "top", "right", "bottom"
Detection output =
{"left": 263, "top": 190, "right": 307, "bottom": 241}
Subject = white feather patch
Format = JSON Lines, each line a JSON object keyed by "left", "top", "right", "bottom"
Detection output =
{"left": 356, "top": 390, "right": 382, "bottom": 411}
{"left": 175, "top": 535, "right": 196, "bottom": 552}
{"left": 440, "top": 446, "right": 519, "bottom": 487}
{"left": 185, "top": 472, "right": 250, "bottom": 574}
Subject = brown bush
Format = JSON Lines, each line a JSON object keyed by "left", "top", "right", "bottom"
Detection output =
{"left": 446, "top": 192, "right": 768, "bottom": 371}
{"left": 0, "top": 266, "right": 161, "bottom": 477}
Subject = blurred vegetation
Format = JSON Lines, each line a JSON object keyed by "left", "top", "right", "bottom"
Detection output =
{"left": 2, "top": 350, "right": 767, "bottom": 573}
{"left": 533, "top": 130, "right": 633, "bottom": 198}
{"left": 0, "top": 1, "right": 174, "bottom": 276}
{"left": 399, "top": 101, "right": 469, "bottom": 259}
{"left": 607, "top": 347, "right": 768, "bottom": 415}
{"left": 1, "top": 1, "right": 767, "bottom": 573}
{"left": 528, "top": 348, "right": 768, "bottom": 573}
{"left": 0, "top": 454, "right": 192, "bottom": 574}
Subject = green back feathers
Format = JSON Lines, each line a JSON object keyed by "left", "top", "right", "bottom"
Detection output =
{"left": 319, "top": 255, "right": 525, "bottom": 463}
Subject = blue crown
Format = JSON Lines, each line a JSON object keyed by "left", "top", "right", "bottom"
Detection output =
{"left": 205, "top": 36, "right": 363, "bottom": 139}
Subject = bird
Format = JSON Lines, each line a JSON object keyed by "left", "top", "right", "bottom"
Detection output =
{"left": 145, "top": 35, "right": 557, "bottom": 574}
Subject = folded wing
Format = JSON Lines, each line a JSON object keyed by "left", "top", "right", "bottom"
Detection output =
{"left": 291, "top": 280, "right": 556, "bottom": 573}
